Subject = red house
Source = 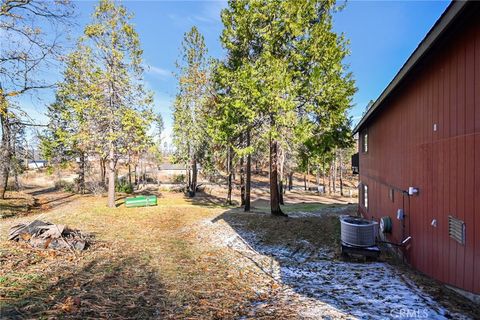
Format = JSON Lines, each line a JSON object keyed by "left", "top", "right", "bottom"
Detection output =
{"left": 353, "top": 1, "right": 480, "bottom": 298}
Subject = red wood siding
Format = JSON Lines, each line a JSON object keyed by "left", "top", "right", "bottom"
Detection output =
{"left": 358, "top": 13, "right": 480, "bottom": 294}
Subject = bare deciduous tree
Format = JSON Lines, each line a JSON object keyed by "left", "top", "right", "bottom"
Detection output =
{"left": 0, "top": 0, "right": 74, "bottom": 198}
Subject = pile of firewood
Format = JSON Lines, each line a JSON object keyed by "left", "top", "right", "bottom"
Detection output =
{"left": 8, "top": 220, "right": 91, "bottom": 250}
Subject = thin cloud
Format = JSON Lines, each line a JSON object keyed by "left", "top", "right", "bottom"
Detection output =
{"left": 201, "top": 0, "right": 227, "bottom": 23}
{"left": 166, "top": 1, "right": 227, "bottom": 25}
{"left": 145, "top": 64, "right": 172, "bottom": 78}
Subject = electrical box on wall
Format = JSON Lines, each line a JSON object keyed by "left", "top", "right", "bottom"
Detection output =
{"left": 397, "top": 209, "right": 405, "bottom": 220}
{"left": 408, "top": 187, "right": 419, "bottom": 196}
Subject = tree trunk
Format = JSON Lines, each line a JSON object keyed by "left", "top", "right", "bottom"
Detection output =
{"left": 240, "top": 153, "right": 245, "bottom": 206}
{"left": 189, "top": 156, "right": 197, "bottom": 197}
{"left": 278, "top": 180, "right": 284, "bottom": 205}
{"left": 240, "top": 132, "right": 245, "bottom": 206}
{"left": 227, "top": 146, "right": 233, "bottom": 205}
{"left": 14, "top": 171, "right": 19, "bottom": 191}
{"left": 127, "top": 154, "right": 132, "bottom": 186}
{"left": 24, "top": 139, "right": 29, "bottom": 169}
{"left": 134, "top": 164, "right": 138, "bottom": 187}
{"left": 0, "top": 111, "right": 11, "bottom": 199}
{"left": 306, "top": 160, "right": 310, "bottom": 191}
{"left": 322, "top": 165, "right": 326, "bottom": 194}
{"left": 13, "top": 146, "right": 19, "bottom": 191}
{"left": 339, "top": 151, "right": 344, "bottom": 196}
{"left": 77, "top": 154, "right": 85, "bottom": 194}
{"left": 278, "top": 146, "right": 285, "bottom": 205}
{"left": 245, "top": 131, "right": 251, "bottom": 212}
{"left": 107, "top": 142, "right": 116, "bottom": 208}
{"left": 269, "top": 138, "right": 285, "bottom": 216}
{"left": 328, "top": 162, "right": 332, "bottom": 194}
{"left": 304, "top": 174, "right": 307, "bottom": 191}
{"left": 10, "top": 127, "right": 19, "bottom": 191}
{"left": 128, "top": 162, "right": 132, "bottom": 186}
{"left": 333, "top": 152, "right": 337, "bottom": 194}
{"left": 100, "top": 156, "right": 107, "bottom": 185}
{"left": 142, "top": 164, "right": 147, "bottom": 187}
{"left": 288, "top": 172, "right": 293, "bottom": 191}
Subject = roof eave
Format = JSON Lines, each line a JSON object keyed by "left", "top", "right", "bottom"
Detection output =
{"left": 353, "top": 0, "right": 468, "bottom": 134}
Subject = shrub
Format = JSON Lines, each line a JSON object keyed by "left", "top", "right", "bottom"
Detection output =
{"left": 86, "top": 181, "right": 106, "bottom": 195}
{"left": 54, "top": 180, "right": 75, "bottom": 193}
{"left": 46, "top": 166, "right": 54, "bottom": 175}
{"left": 171, "top": 174, "right": 185, "bottom": 184}
{"left": 116, "top": 181, "right": 134, "bottom": 194}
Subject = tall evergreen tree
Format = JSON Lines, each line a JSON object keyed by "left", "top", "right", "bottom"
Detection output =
{"left": 42, "top": 0, "right": 153, "bottom": 205}
{"left": 82, "top": 0, "right": 152, "bottom": 207}
{"left": 156, "top": 113, "right": 165, "bottom": 145}
{"left": 172, "top": 26, "right": 210, "bottom": 197}
{"left": 42, "top": 44, "right": 104, "bottom": 194}
{"left": 217, "top": 0, "right": 355, "bottom": 215}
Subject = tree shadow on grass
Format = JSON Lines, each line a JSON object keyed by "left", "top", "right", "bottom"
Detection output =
{"left": 4, "top": 187, "right": 79, "bottom": 215}
{"left": 34, "top": 193, "right": 76, "bottom": 208}
{"left": 184, "top": 191, "right": 238, "bottom": 208}
{"left": 184, "top": 189, "right": 349, "bottom": 215}
{"left": 26, "top": 187, "right": 58, "bottom": 197}
{"left": 212, "top": 206, "right": 343, "bottom": 249}
{"left": 1, "top": 252, "right": 167, "bottom": 320}
{"left": 115, "top": 195, "right": 128, "bottom": 207}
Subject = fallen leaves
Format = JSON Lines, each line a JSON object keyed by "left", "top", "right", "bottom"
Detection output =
{"left": 58, "top": 296, "right": 80, "bottom": 313}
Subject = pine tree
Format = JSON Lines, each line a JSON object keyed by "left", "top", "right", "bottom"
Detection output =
{"left": 82, "top": 0, "right": 153, "bottom": 207}
{"left": 42, "top": 0, "right": 153, "bottom": 204}
{"left": 172, "top": 26, "right": 211, "bottom": 197}
{"left": 217, "top": 0, "right": 356, "bottom": 215}
{"left": 41, "top": 44, "right": 105, "bottom": 194}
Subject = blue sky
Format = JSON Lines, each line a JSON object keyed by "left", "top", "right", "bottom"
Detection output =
{"left": 334, "top": 0, "right": 449, "bottom": 123}
{"left": 17, "top": 0, "right": 450, "bottom": 141}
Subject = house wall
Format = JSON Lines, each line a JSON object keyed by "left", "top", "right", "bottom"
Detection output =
{"left": 159, "top": 169, "right": 187, "bottom": 177}
{"left": 358, "top": 12, "right": 480, "bottom": 294}
{"left": 27, "top": 161, "right": 47, "bottom": 170}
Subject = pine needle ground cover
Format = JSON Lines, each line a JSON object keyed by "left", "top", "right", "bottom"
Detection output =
{"left": 0, "top": 192, "right": 299, "bottom": 319}
{"left": 0, "top": 191, "right": 476, "bottom": 319}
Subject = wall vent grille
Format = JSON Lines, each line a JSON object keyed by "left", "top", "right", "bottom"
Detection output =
{"left": 448, "top": 215, "right": 465, "bottom": 245}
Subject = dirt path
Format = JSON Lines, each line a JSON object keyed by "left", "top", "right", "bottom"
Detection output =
{"left": 0, "top": 187, "right": 79, "bottom": 219}
{"left": 0, "top": 191, "right": 477, "bottom": 319}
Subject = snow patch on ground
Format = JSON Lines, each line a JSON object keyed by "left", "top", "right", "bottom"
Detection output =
{"left": 287, "top": 211, "right": 327, "bottom": 218}
{"left": 194, "top": 218, "right": 471, "bottom": 320}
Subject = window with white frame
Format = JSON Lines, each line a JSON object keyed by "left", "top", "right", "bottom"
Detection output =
{"left": 362, "top": 130, "right": 368, "bottom": 153}
{"left": 362, "top": 183, "right": 368, "bottom": 209}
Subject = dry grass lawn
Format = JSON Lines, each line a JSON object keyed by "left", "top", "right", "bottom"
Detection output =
{"left": 1, "top": 190, "right": 351, "bottom": 319}
{"left": 1, "top": 189, "right": 476, "bottom": 319}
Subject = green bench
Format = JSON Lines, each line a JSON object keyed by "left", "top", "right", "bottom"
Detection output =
{"left": 125, "top": 195, "right": 158, "bottom": 208}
